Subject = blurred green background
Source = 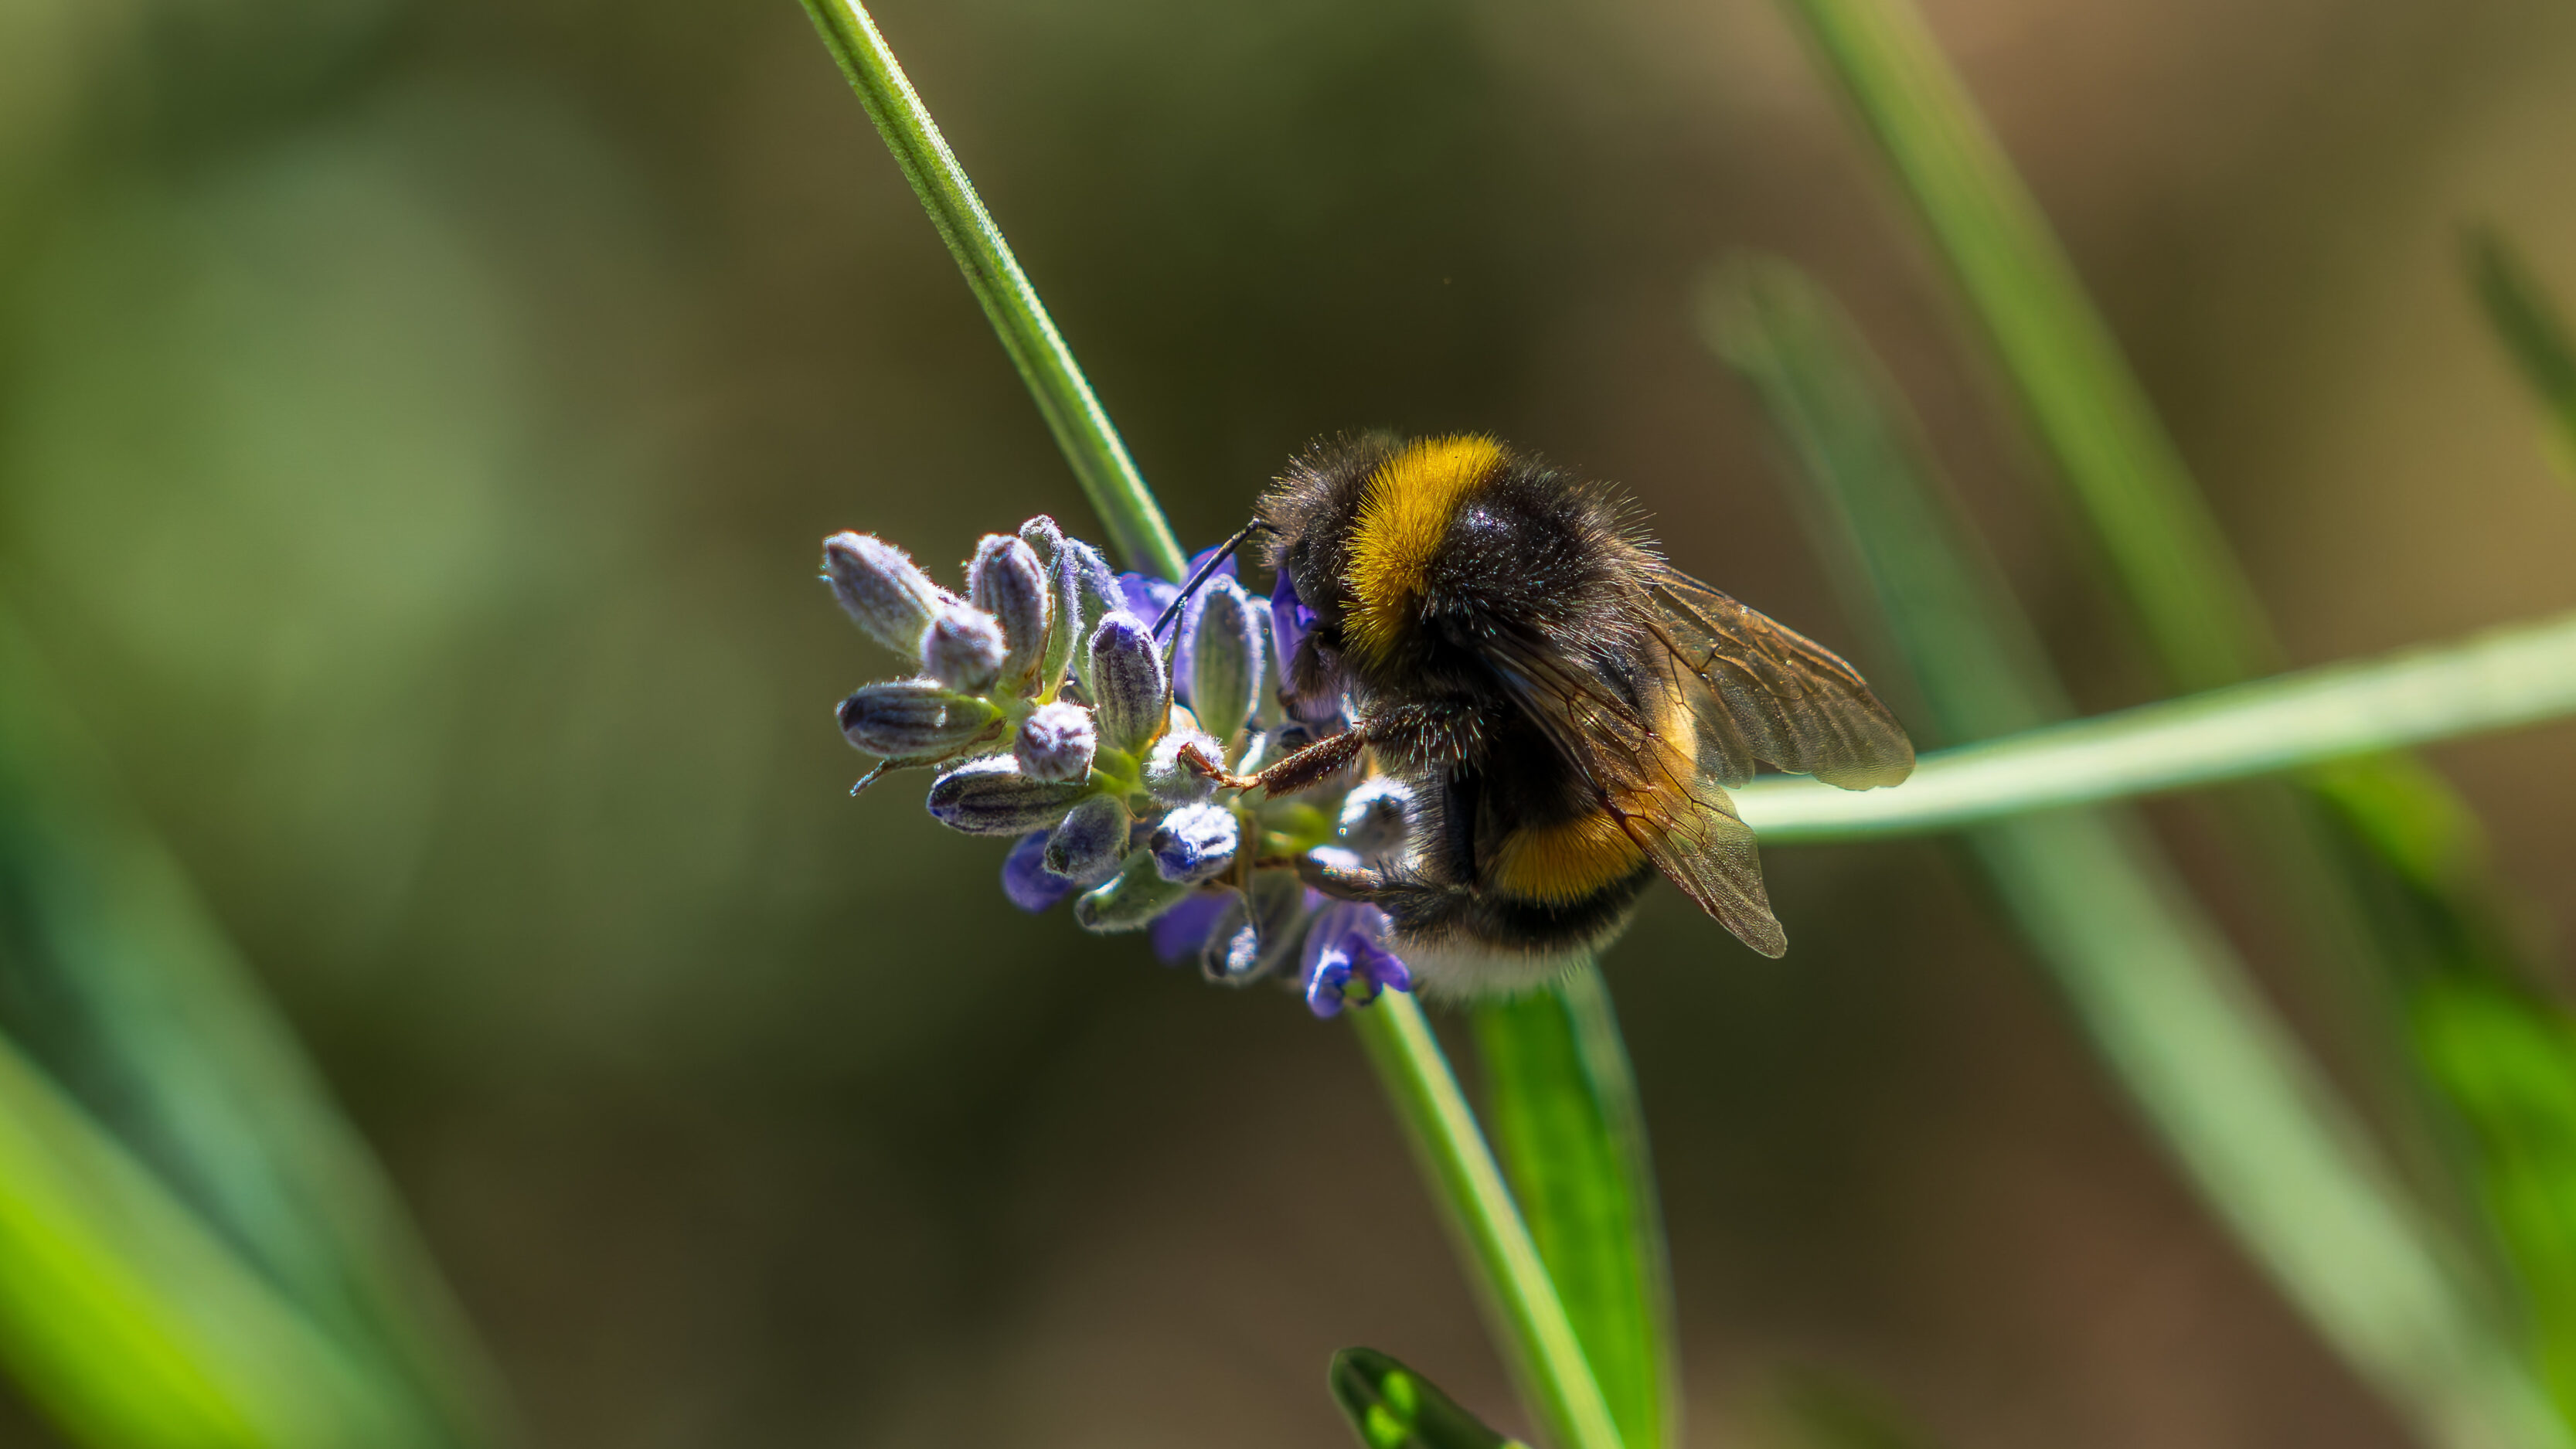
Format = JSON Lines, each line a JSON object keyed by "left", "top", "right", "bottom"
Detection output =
{"left": 3, "top": 0, "right": 2575, "bottom": 1444}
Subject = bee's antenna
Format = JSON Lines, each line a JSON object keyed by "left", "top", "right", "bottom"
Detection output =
{"left": 1151, "top": 518, "right": 1265, "bottom": 642}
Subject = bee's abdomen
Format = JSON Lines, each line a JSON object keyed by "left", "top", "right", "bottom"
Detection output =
{"left": 1486, "top": 810, "right": 1648, "bottom": 905}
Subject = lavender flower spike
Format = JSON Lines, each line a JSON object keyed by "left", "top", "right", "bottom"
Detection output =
{"left": 824, "top": 532, "right": 949, "bottom": 655}
{"left": 925, "top": 756, "right": 1093, "bottom": 836}
{"left": 838, "top": 681, "right": 1002, "bottom": 757}
{"left": 1044, "top": 794, "right": 1131, "bottom": 886}
{"left": 968, "top": 534, "right": 1053, "bottom": 692}
{"left": 920, "top": 600, "right": 1007, "bottom": 693}
{"left": 1014, "top": 700, "right": 1097, "bottom": 782}
{"left": 1088, "top": 613, "right": 1169, "bottom": 754}
{"left": 1185, "top": 576, "right": 1264, "bottom": 744}
{"left": 1150, "top": 802, "right": 1240, "bottom": 883}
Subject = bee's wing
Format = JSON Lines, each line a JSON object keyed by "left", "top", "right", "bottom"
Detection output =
{"left": 1485, "top": 634, "right": 1790, "bottom": 957}
{"left": 1642, "top": 565, "right": 1914, "bottom": 791}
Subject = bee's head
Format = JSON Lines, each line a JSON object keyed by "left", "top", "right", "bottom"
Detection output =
{"left": 1255, "top": 434, "right": 1411, "bottom": 702}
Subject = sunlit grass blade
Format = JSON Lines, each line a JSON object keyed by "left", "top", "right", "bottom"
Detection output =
{"left": 0, "top": 610, "right": 505, "bottom": 1445}
{"left": 1704, "top": 258, "right": 2569, "bottom": 1449}
{"left": 1730, "top": 607, "right": 2576, "bottom": 840}
{"left": 2468, "top": 227, "right": 2576, "bottom": 483}
{"left": 1356, "top": 997, "right": 1627, "bottom": 1449}
{"left": 1474, "top": 966, "right": 1676, "bottom": 1449}
{"left": 795, "top": 0, "right": 1184, "bottom": 580}
{"left": 794, "top": 8, "right": 1631, "bottom": 1442}
{"left": 0, "top": 1024, "right": 423, "bottom": 1448}
{"left": 1329, "top": 1347, "right": 1531, "bottom": 1449}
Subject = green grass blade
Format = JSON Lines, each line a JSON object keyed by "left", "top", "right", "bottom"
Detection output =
{"left": 1329, "top": 1347, "right": 1531, "bottom": 1449}
{"left": 1354, "top": 996, "right": 1627, "bottom": 1449}
{"left": 795, "top": 0, "right": 1185, "bottom": 580}
{"left": 1705, "top": 258, "right": 2567, "bottom": 1449}
{"left": 2468, "top": 228, "right": 2576, "bottom": 483}
{"left": 1731, "top": 607, "right": 2576, "bottom": 840}
{"left": 793, "top": 9, "right": 1628, "bottom": 1440}
{"left": 1474, "top": 967, "right": 1676, "bottom": 1449}
{"left": 0, "top": 1023, "right": 420, "bottom": 1448}
{"left": 0, "top": 609, "right": 505, "bottom": 1445}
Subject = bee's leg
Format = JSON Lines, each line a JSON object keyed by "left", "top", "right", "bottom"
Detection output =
{"left": 1180, "top": 702, "right": 1479, "bottom": 798}
{"left": 1179, "top": 726, "right": 1370, "bottom": 798}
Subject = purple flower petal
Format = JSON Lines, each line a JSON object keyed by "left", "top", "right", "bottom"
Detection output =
{"left": 1002, "top": 830, "right": 1074, "bottom": 912}
{"left": 1151, "top": 892, "right": 1229, "bottom": 964}
{"left": 1268, "top": 573, "right": 1314, "bottom": 692}
{"left": 1119, "top": 572, "right": 1180, "bottom": 631}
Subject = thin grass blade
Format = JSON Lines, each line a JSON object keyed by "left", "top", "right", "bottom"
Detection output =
{"left": 1473, "top": 965, "right": 1676, "bottom": 1449}
{"left": 1730, "top": 607, "right": 2576, "bottom": 839}
{"left": 1704, "top": 258, "right": 2568, "bottom": 1449}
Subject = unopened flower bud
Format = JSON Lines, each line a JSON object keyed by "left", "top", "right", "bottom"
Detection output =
{"left": 1002, "top": 830, "right": 1074, "bottom": 913}
{"left": 1088, "top": 613, "right": 1169, "bottom": 753}
{"left": 1072, "top": 850, "right": 1193, "bottom": 933}
{"left": 823, "top": 532, "right": 948, "bottom": 655}
{"left": 919, "top": 602, "right": 1007, "bottom": 692}
{"left": 1337, "top": 777, "right": 1414, "bottom": 860}
{"left": 1152, "top": 802, "right": 1240, "bottom": 883}
{"left": 838, "top": 680, "right": 1002, "bottom": 757}
{"left": 1142, "top": 723, "right": 1221, "bottom": 805}
{"left": 1014, "top": 701, "right": 1097, "bottom": 782}
{"left": 968, "top": 535, "right": 1053, "bottom": 692}
{"left": 1044, "top": 794, "right": 1131, "bottom": 886}
{"left": 1183, "top": 576, "right": 1264, "bottom": 743}
{"left": 1057, "top": 539, "right": 1123, "bottom": 692}
{"left": 925, "top": 756, "right": 1092, "bottom": 836}
{"left": 1018, "top": 515, "right": 1064, "bottom": 566}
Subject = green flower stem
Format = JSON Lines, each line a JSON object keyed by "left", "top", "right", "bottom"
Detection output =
{"left": 795, "top": 7, "right": 1620, "bottom": 1440}
{"left": 1355, "top": 995, "right": 1626, "bottom": 1449}
{"left": 1734, "top": 607, "right": 2576, "bottom": 842}
{"left": 795, "top": 0, "right": 1186, "bottom": 581}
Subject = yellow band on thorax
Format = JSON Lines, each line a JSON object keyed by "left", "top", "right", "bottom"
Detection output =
{"left": 1345, "top": 435, "right": 1504, "bottom": 663}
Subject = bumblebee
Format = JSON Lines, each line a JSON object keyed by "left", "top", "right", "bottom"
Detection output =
{"left": 1192, "top": 434, "right": 1914, "bottom": 990}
